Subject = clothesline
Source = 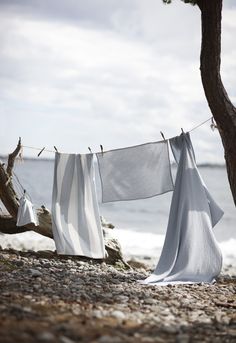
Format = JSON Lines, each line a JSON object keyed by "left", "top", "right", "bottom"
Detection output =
{"left": 14, "top": 128, "right": 223, "bottom": 284}
{"left": 22, "top": 116, "right": 213, "bottom": 156}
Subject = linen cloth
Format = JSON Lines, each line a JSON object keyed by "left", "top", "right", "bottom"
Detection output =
{"left": 51, "top": 152, "right": 106, "bottom": 258}
{"left": 96, "top": 141, "right": 173, "bottom": 203}
{"left": 142, "top": 133, "right": 223, "bottom": 285}
{"left": 16, "top": 195, "right": 38, "bottom": 227}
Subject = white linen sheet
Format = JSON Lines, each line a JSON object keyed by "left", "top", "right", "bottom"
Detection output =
{"left": 142, "top": 133, "right": 223, "bottom": 285}
{"left": 96, "top": 140, "right": 173, "bottom": 203}
{"left": 51, "top": 153, "right": 106, "bottom": 258}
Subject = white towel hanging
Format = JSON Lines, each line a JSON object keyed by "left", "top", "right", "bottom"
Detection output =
{"left": 17, "top": 195, "right": 38, "bottom": 227}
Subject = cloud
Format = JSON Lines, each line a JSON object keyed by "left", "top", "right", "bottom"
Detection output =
{"left": 0, "top": 0, "right": 235, "bottom": 163}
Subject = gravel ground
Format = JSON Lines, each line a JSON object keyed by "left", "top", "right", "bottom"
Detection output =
{"left": 0, "top": 248, "right": 235, "bottom": 343}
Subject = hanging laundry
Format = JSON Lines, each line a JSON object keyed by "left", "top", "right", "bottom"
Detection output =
{"left": 96, "top": 140, "right": 174, "bottom": 203}
{"left": 51, "top": 152, "right": 106, "bottom": 258}
{"left": 17, "top": 195, "right": 38, "bottom": 227}
{"left": 142, "top": 133, "right": 223, "bottom": 285}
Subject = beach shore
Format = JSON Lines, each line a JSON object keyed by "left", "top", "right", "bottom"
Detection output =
{"left": 0, "top": 248, "right": 235, "bottom": 343}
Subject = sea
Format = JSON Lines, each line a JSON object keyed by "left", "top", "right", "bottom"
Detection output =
{"left": 0, "top": 158, "right": 236, "bottom": 267}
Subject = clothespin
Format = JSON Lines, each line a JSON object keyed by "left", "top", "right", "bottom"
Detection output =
{"left": 38, "top": 147, "right": 45, "bottom": 157}
{"left": 160, "top": 131, "right": 166, "bottom": 141}
{"left": 210, "top": 117, "right": 218, "bottom": 131}
{"left": 23, "top": 189, "right": 26, "bottom": 195}
{"left": 100, "top": 144, "right": 104, "bottom": 155}
{"left": 181, "top": 128, "right": 185, "bottom": 134}
{"left": 54, "top": 146, "right": 58, "bottom": 152}
{"left": 88, "top": 147, "right": 92, "bottom": 153}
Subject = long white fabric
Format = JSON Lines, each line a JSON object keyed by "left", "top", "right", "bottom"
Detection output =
{"left": 96, "top": 141, "right": 173, "bottom": 203}
{"left": 51, "top": 153, "right": 106, "bottom": 258}
{"left": 142, "top": 133, "right": 223, "bottom": 285}
{"left": 16, "top": 195, "right": 38, "bottom": 227}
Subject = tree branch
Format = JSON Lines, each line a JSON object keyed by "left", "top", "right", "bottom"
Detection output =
{"left": 7, "top": 137, "right": 22, "bottom": 177}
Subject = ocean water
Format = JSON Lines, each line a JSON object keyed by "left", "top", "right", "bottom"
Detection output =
{"left": 0, "top": 158, "right": 236, "bottom": 266}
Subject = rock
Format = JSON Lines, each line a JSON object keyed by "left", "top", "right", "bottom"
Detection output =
{"left": 162, "top": 325, "right": 179, "bottom": 334}
{"left": 59, "top": 336, "right": 76, "bottom": 343}
{"left": 71, "top": 304, "right": 81, "bottom": 316}
{"left": 176, "top": 334, "right": 190, "bottom": 343}
{"left": 37, "top": 332, "right": 55, "bottom": 341}
{"left": 127, "top": 259, "right": 149, "bottom": 270}
{"left": 114, "top": 295, "right": 129, "bottom": 303}
{"left": 98, "top": 335, "right": 121, "bottom": 343}
{"left": 111, "top": 310, "right": 126, "bottom": 320}
{"left": 29, "top": 269, "right": 42, "bottom": 277}
{"left": 103, "top": 228, "right": 130, "bottom": 268}
{"left": 144, "top": 298, "right": 157, "bottom": 305}
{"left": 92, "top": 310, "right": 104, "bottom": 319}
{"left": 0, "top": 248, "right": 236, "bottom": 343}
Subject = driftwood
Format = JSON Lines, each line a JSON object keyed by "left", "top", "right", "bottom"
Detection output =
{"left": 0, "top": 139, "right": 128, "bottom": 267}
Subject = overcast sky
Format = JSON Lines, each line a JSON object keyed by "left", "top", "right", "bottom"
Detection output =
{"left": 0, "top": 0, "right": 235, "bottom": 162}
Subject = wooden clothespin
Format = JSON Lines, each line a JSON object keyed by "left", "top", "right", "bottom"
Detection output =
{"left": 38, "top": 147, "right": 45, "bottom": 157}
{"left": 160, "top": 131, "right": 166, "bottom": 141}
{"left": 181, "top": 128, "right": 185, "bottom": 134}
{"left": 210, "top": 117, "right": 218, "bottom": 131}
{"left": 100, "top": 144, "right": 104, "bottom": 155}
{"left": 54, "top": 146, "right": 58, "bottom": 152}
{"left": 88, "top": 147, "right": 92, "bottom": 153}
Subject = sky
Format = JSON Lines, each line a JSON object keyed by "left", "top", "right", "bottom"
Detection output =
{"left": 0, "top": 0, "right": 235, "bottom": 163}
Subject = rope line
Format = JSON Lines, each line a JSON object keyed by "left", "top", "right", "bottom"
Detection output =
{"left": 9, "top": 116, "right": 213, "bottom": 202}
{"left": 22, "top": 116, "right": 213, "bottom": 155}
{"left": 189, "top": 117, "right": 212, "bottom": 133}
{"left": 22, "top": 145, "right": 55, "bottom": 153}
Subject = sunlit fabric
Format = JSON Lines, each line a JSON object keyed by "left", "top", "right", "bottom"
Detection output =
{"left": 17, "top": 195, "right": 38, "bottom": 227}
{"left": 142, "top": 133, "right": 223, "bottom": 285}
{"left": 52, "top": 153, "right": 105, "bottom": 258}
{"left": 96, "top": 140, "right": 173, "bottom": 203}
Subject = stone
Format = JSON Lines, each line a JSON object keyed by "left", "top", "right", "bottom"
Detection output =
{"left": 29, "top": 269, "right": 42, "bottom": 277}
{"left": 111, "top": 310, "right": 126, "bottom": 320}
{"left": 144, "top": 298, "right": 157, "bottom": 305}
{"left": 37, "top": 332, "right": 55, "bottom": 341}
{"left": 114, "top": 295, "right": 129, "bottom": 303}
{"left": 176, "top": 334, "right": 190, "bottom": 343}
{"left": 98, "top": 335, "right": 121, "bottom": 343}
{"left": 59, "top": 336, "right": 76, "bottom": 343}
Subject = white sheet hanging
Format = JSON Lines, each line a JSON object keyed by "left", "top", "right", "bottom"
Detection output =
{"left": 142, "top": 133, "right": 223, "bottom": 285}
{"left": 51, "top": 153, "right": 106, "bottom": 258}
{"left": 96, "top": 140, "right": 173, "bottom": 203}
{"left": 16, "top": 195, "right": 38, "bottom": 227}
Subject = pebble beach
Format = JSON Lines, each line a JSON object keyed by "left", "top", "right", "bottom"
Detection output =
{"left": 0, "top": 248, "right": 235, "bottom": 343}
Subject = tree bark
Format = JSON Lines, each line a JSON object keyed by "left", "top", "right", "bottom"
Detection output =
{"left": 197, "top": 0, "right": 236, "bottom": 205}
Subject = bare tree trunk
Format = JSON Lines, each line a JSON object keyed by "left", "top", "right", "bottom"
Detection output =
{"left": 197, "top": 0, "right": 236, "bottom": 205}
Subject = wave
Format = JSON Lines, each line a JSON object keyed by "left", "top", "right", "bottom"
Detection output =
{"left": 112, "top": 228, "right": 236, "bottom": 267}
{"left": 0, "top": 229, "right": 235, "bottom": 267}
